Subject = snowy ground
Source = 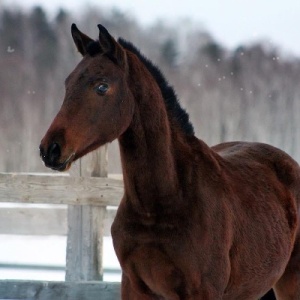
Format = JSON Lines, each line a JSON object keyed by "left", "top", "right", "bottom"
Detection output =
{"left": 0, "top": 235, "right": 121, "bottom": 282}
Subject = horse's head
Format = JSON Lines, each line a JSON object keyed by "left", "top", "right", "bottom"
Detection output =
{"left": 40, "top": 24, "right": 134, "bottom": 171}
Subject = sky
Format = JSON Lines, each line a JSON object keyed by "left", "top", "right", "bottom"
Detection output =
{"left": 2, "top": 0, "right": 300, "bottom": 57}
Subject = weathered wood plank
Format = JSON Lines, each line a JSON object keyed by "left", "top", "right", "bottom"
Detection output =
{"left": 66, "top": 147, "right": 107, "bottom": 281}
{"left": 0, "top": 172, "right": 123, "bottom": 206}
{"left": 0, "top": 207, "right": 116, "bottom": 236}
{"left": 0, "top": 280, "right": 121, "bottom": 300}
{"left": 66, "top": 206, "right": 106, "bottom": 281}
{"left": 80, "top": 146, "right": 108, "bottom": 178}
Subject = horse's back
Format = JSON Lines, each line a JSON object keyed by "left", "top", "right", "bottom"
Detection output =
{"left": 213, "top": 141, "right": 300, "bottom": 195}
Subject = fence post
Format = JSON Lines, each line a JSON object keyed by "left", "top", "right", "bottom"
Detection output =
{"left": 65, "top": 145, "right": 108, "bottom": 281}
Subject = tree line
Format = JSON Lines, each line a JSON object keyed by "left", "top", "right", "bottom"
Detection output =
{"left": 1, "top": 5, "right": 300, "bottom": 173}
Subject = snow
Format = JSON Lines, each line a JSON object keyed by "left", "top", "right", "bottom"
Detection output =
{"left": 0, "top": 235, "right": 121, "bottom": 282}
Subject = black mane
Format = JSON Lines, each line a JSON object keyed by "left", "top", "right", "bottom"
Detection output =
{"left": 118, "top": 38, "right": 194, "bottom": 136}
{"left": 86, "top": 41, "right": 119, "bottom": 65}
{"left": 86, "top": 41, "right": 101, "bottom": 56}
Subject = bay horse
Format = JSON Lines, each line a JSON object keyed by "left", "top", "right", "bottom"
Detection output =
{"left": 39, "top": 24, "right": 300, "bottom": 299}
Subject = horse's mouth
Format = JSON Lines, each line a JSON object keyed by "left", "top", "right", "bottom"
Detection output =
{"left": 49, "top": 152, "right": 75, "bottom": 172}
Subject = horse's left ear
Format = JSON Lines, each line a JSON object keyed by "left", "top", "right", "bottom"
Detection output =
{"left": 71, "top": 23, "right": 94, "bottom": 56}
{"left": 97, "top": 24, "right": 127, "bottom": 69}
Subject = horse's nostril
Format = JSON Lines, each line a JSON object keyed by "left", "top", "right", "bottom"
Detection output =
{"left": 48, "top": 142, "right": 61, "bottom": 163}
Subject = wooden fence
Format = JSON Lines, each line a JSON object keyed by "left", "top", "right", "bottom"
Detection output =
{"left": 0, "top": 146, "right": 123, "bottom": 299}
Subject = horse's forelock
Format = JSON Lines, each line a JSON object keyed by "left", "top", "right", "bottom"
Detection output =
{"left": 86, "top": 40, "right": 120, "bottom": 66}
{"left": 86, "top": 41, "right": 102, "bottom": 57}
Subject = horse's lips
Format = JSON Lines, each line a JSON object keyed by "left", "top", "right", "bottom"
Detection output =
{"left": 49, "top": 152, "right": 75, "bottom": 172}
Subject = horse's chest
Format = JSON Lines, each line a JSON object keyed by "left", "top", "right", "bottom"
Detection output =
{"left": 117, "top": 239, "right": 203, "bottom": 298}
{"left": 111, "top": 213, "right": 186, "bottom": 258}
{"left": 111, "top": 208, "right": 213, "bottom": 292}
{"left": 112, "top": 207, "right": 192, "bottom": 266}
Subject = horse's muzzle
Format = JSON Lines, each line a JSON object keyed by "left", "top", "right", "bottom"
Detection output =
{"left": 39, "top": 142, "right": 73, "bottom": 171}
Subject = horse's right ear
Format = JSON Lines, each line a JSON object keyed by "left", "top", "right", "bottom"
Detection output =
{"left": 71, "top": 24, "right": 94, "bottom": 56}
{"left": 97, "top": 24, "right": 127, "bottom": 69}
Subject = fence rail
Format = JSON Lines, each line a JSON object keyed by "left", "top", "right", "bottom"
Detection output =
{"left": 0, "top": 206, "right": 116, "bottom": 236}
{"left": 0, "top": 173, "right": 123, "bottom": 206}
{"left": 0, "top": 280, "right": 121, "bottom": 300}
{"left": 0, "top": 147, "right": 123, "bottom": 299}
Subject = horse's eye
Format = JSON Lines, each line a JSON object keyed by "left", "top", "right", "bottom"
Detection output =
{"left": 95, "top": 83, "right": 109, "bottom": 95}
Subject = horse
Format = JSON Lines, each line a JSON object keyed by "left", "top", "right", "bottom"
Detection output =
{"left": 39, "top": 24, "right": 300, "bottom": 299}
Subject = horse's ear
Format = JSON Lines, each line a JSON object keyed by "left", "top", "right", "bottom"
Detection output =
{"left": 97, "top": 24, "right": 126, "bottom": 68}
{"left": 71, "top": 23, "right": 94, "bottom": 56}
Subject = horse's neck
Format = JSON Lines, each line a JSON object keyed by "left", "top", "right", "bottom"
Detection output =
{"left": 118, "top": 57, "right": 181, "bottom": 213}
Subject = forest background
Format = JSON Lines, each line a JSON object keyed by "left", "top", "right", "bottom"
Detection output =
{"left": 1, "top": 5, "right": 300, "bottom": 173}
